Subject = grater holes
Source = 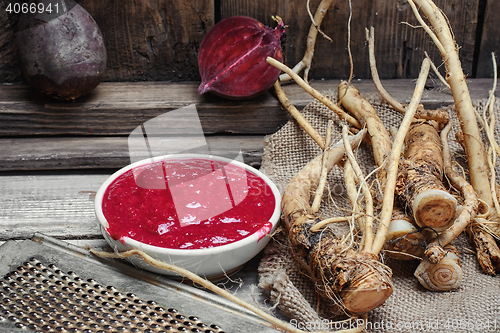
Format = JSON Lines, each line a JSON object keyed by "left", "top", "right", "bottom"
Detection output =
{"left": 1, "top": 261, "right": 225, "bottom": 333}
{"left": 122, "top": 309, "right": 132, "bottom": 316}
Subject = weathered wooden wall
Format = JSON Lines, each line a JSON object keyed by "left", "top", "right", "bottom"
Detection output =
{"left": 0, "top": 0, "right": 214, "bottom": 82}
{"left": 221, "top": 0, "right": 480, "bottom": 80}
{"left": 476, "top": 0, "right": 500, "bottom": 78}
{"left": 0, "top": 0, "right": 496, "bottom": 82}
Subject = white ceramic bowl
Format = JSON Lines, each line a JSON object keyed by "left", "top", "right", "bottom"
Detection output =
{"left": 94, "top": 154, "right": 281, "bottom": 280}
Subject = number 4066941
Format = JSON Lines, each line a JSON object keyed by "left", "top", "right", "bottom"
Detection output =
{"left": 6, "top": 2, "right": 59, "bottom": 14}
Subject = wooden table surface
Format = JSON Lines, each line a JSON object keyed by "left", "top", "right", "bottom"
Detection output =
{"left": 0, "top": 78, "right": 498, "bottom": 330}
{"left": 0, "top": 78, "right": 497, "bottom": 246}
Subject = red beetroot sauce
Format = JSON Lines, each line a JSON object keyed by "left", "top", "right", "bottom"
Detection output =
{"left": 102, "top": 157, "right": 275, "bottom": 249}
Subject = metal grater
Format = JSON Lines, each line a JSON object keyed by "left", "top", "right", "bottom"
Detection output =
{"left": 0, "top": 234, "right": 279, "bottom": 333}
{"left": 0, "top": 258, "right": 226, "bottom": 333}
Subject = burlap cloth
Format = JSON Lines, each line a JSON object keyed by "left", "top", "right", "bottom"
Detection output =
{"left": 257, "top": 91, "right": 500, "bottom": 332}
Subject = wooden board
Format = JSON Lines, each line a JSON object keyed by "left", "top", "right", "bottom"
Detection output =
{"left": 475, "top": 0, "right": 500, "bottom": 78}
{"left": 0, "top": 174, "right": 107, "bottom": 240}
{"left": 220, "top": 0, "right": 479, "bottom": 80}
{"left": 0, "top": 81, "right": 289, "bottom": 136}
{"left": 1, "top": 79, "right": 497, "bottom": 137}
{"left": 1, "top": 79, "right": 498, "bottom": 172}
{"left": 0, "top": 135, "right": 265, "bottom": 171}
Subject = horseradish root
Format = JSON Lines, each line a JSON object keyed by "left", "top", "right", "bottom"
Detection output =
{"left": 396, "top": 120, "right": 457, "bottom": 231}
{"left": 422, "top": 121, "right": 478, "bottom": 263}
{"left": 282, "top": 130, "right": 393, "bottom": 315}
{"left": 273, "top": 80, "right": 326, "bottom": 149}
{"left": 370, "top": 58, "right": 431, "bottom": 256}
{"left": 408, "top": 0, "right": 491, "bottom": 200}
{"left": 409, "top": 0, "right": 500, "bottom": 273}
{"left": 414, "top": 245, "right": 463, "bottom": 291}
{"left": 279, "top": 0, "right": 334, "bottom": 82}
{"left": 338, "top": 81, "right": 392, "bottom": 188}
{"left": 282, "top": 58, "right": 430, "bottom": 314}
{"left": 384, "top": 207, "right": 425, "bottom": 260}
{"left": 337, "top": 79, "right": 426, "bottom": 261}
{"left": 267, "top": 57, "right": 361, "bottom": 129}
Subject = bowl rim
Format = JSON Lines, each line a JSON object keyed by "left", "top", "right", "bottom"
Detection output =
{"left": 94, "top": 153, "right": 281, "bottom": 256}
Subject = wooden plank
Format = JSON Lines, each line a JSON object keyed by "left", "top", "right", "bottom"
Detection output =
{"left": 0, "top": 82, "right": 288, "bottom": 135}
{"left": 220, "top": 0, "right": 479, "bottom": 80}
{"left": 1, "top": 79, "right": 497, "bottom": 137}
{"left": 0, "top": 174, "right": 107, "bottom": 240}
{"left": 0, "top": 0, "right": 213, "bottom": 83}
{"left": 0, "top": 2, "right": 19, "bottom": 82}
{"left": 0, "top": 135, "right": 265, "bottom": 171}
{"left": 475, "top": 0, "right": 500, "bottom": 78}
{"left": 1, "top": 78, "right": 498, "bottom": 172}
{"left": 0, "top": 238, "right": 112, "bottom": 251}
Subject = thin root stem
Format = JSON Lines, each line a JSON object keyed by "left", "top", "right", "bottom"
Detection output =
{"left": 482, "top": 53, "right": 500, "bottom": 218}
{"left": 427, "top": 121, "right": 478, "bottom": 249}
{"left": 344, "top": 161, "right": 366, "bottom": 249}
{"left": 366, "top": 26, "right": 406, "bottom": 113}
{"left": 310, "top": 214, "right": 364, "bottom": 232}
{"left": 425, "top": 51, "right": 451, "bottom": 90}
{"left": 273, "top": 80, "right": 326, "bottom": 149}
{"left": 89, "top": 248, "right": 366, "bottom": 333}
{"left": 342, "top": 123, "right": 375, "bottom": 253}
{"left": 347, "top": 0, "right": 354, "bottom": 83}
{"left": 279, "top": 0, "right": 334, "bottom": 82}
{"left": 406, "top": 0, "right": 446, "bottom": 54}
{"left": 268, "top": 57, "right": 362, "bottom": 128}
{"left": 371, "top": 57, "right": 431, "bottom": 255}
{"left": 311, "top": 121, "right": 334, "bottom": 213}
{"left": 306, "top": 0, "right": 333, "bottom": 43}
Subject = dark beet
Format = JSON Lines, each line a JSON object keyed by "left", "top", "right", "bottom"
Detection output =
{"left": 198, "top": 16, "right": 285, "bottom": 99}
{"left": 16, "top": 0, "right": 106, "bottom": 101}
